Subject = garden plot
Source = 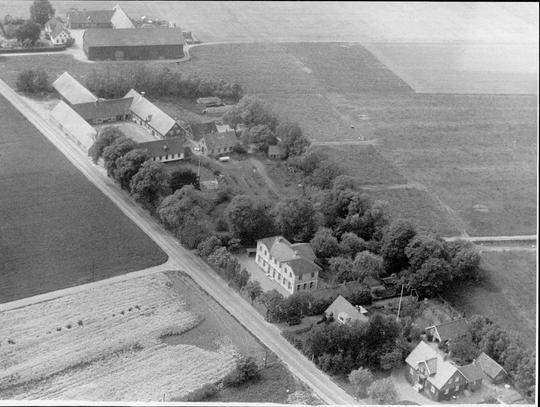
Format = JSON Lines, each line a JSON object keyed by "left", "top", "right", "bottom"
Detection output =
{"left": 0, "top": 273, "right": 237, "bottom": 401}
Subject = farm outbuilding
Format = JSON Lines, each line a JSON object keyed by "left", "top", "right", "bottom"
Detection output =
{"left": 50, "top": 101, "right": 97, "bottom": 152}
{"left": 66, "top": 9, "right": 114, "bottom": 29}
{"left": 83, "top": 27, "right": 184, "bottom": 61}
{"left": 125, "top": 89, "right": 185, "bottom": 139}
{"left": 71, "top": 98, "right": 133, "bottom": 124}
{"left": 137, "top": 137, "right": 190, "bottom": 163}
{"left": 476, "top": 352, "right": 507, "bottom": 384}
{"left": 324, "top": 295, "right": 368, "bottom": 325}
{"left": 110, "top": 4, "right": 135, "bottom": 29}
{"left": 52, "top": 72, "right": 98, "bottom": 105}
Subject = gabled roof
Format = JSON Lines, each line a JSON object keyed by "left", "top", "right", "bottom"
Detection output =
{"left": 50, "top": 101, "right": 97, "bottom": 150}
{"left": 52, "top": 72, "right": 98, "bottom": 105}
{"left": 111, "top": 4, "right": 135, "bottom": 29}
{"left": 125, "top": 89, "right": 177, "bottom": 136}
{"left": 476, "top": 352, "right": 507, "bottom": 380}
{"left": 84, "top": 27, "right": 184, "bottom": 47}
{"left": 67, "top": 9, "right": 114, "bottom": 25}
{"left": 137, "top": 137, "right": 188, "bottom": 158}
{"left": 45, "top": 17, "right": 62, "bottom": 29}
{"left": 458, "top": 363, "right": 485, "bottom": 382}
{"left": 290, "top": 243, "right": 316, "bottom": 261}
{"left": 71, "top": 98, "right": 133, "bottom": 122}
{"left": 189, "top": 121, "right": 217, "bottom": 141}
{"left": 203, "top": 131, "right": 238, "bottom": 151}
{"left": 50, "top": 24, "right": 69, "bottom": 39}
{"left": 257, "top": 236, "right": 321, "bottom": 277}
{"left": 426, "top": 318, "right": 469, "bottom": 342}
{"left": 325, "top": 295, "right": 368, "bottom": 324}
{"left": 405, "top": 341, "right": 463, "bottom": 390}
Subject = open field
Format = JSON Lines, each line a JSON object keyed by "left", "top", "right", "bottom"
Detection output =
{"left": 331, "top": 92, "right": 538, "bottom": 236}
{"left": 311, "top": 144, "right": 407, "bottom": 185}
{"left": 1, "top": 1, "right": 536, "bottom": 94}
{"left": 443, "top": 251, "right": 537, "bottom": 349}
{"left": 0, "top": 94, "right": 167, "bottom": 303}
{"left": 0, "top": 272, "right": 238, "bottom": 401}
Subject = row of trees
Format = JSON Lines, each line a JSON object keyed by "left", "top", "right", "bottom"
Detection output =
{"left": 223, "top": 95, "right": 311, "bottom": 159}
{"left": 85, "top": 65, "right": 243, "bottom": 101}
{"left": 1, "top": 1, "right": 55, "bottom": 45}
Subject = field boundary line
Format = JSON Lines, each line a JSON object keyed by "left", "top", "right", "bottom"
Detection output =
{"left": 0, "top": 259, "right": 177, "bottom": 313}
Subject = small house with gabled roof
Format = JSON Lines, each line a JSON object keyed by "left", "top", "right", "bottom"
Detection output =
{"left": 476, "top": 352, "right": 507, "bottom": 384}
{"left": 256, "top": 236, "right": 320, "bottom": 295}
{"left": 325, "top": 295, "right": 368, "bottom": 325}
{"left": 137, "top": 137, "right": 190, "bottom": 163}
{"left": 457, "top": 362, "right": 484, "bottom": 391}
{"left": 199, "top": 131, "right": 238, "bottom": 157}
{"left": 405, "top": 340, "right": 468, "bottom": 401}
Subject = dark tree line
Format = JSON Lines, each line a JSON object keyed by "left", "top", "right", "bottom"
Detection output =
{"left": 85, "top": 65, "right": 243, "bottom": 101}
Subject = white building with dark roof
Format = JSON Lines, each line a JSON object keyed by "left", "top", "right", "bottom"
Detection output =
{"left": 137, "top": 137, "right": 190, "bottom": 163}
{"left": 255, "top": 236, "right": 320, "bottom": 295}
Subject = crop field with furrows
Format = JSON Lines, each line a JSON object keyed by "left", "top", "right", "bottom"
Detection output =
{"left": 0, "top": 273, "right": 238, "bottom": 401}
{"left": 0, "top": 94, "right": 167, "bottom": 303}
{"left": 330, "top": 92, "right": 538, "bottom": 237}
{"left": 443, "top": 251, "right": 537, "bottom": 349}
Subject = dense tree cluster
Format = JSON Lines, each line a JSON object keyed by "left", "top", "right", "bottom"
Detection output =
{"left": 288, "top": 150, "right": 345, "bottom": 189}
{"left": 86, "top": 65, "right": 242, "bottom": 101}
{"left": 222, "top": 357, "right": 260, "bottom": 387}
{"left": 1, "top": 15, "right": 26, "bottom": 39}
{"left": 29, "top": 0, "right": 55, "bottom": 26}
{"left": 15, "top": 68, "right": 51, "bottom": 93}
{"left": 224, "top": 195, "right": 275, "bottom": 245}
{"left": 14, "top": 20, "right": 41, "bottom": 46}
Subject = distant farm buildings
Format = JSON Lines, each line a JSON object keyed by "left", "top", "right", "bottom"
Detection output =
{"left": 66, "top": 9, "right": 115, "bottom": 29}
{"left": 198, "top": 131, "right": 239, "bottom": 157}
{"left": 83, "top": 27, "right": 184, "bottom": 61}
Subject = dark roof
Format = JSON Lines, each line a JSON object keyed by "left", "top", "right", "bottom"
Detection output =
{"left": 84, "top": 27, "right": 184, "bottom": 47}
{"left": 189, "top": 122, "right": 217, "bottom": 141}
{"left": 46, "top": 17, "right": 63, "bottom": 29}
{"left": 125, "top": 89, "right": 177, "bottom": 136}
{"left": 284, "top": 258, "right": 320, "bottom": 277}
{"left": 137, "top": 137, "right": 188, "bottom": 158}
{"left": 71, "top": 98, "right": 133, "bottom": 121}
{"left": 325, "top": 295, "right": 368, "bottom": 324}
{"left": 476, "top": 352, "right": 507, "bottom": 380}
{"left": 68, "top": 10, "right": 114, "bottom": 25}
{"left": 458, "top": 363, "right": 485, "bottom": 382}
{"left": 257, "top": 236, "right": 321, "bottom": 277}
{"left": 203, "top": 131, "right": 238, "bottom": 151}
{"left": 427, "top": 318, "right": 469, "bottom": 342}
{"left": 50, "top": 24, "right": 68, "bottom": 39}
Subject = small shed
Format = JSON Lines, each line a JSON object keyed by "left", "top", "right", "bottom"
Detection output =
{"left": 458, "top": 362, "right": 484, "bottom": 391}
{"left": 268, "top": 145, "right": 284, "bottom": 159}
{"left": 476, "top": 352, "right": 507, "bottom": 384}
{"left": 196, "top": 96, "right": 223, "bottom": 107}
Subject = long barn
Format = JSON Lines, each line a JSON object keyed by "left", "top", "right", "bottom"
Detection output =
{"left": 83, "top": 27, "right": 184, "bottom": 61}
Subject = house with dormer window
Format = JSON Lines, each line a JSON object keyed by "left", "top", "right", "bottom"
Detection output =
{"left": 255, "top": 236, "right": 320, "bottom": 296}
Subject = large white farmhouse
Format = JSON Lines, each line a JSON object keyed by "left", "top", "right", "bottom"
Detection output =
{"left": 255, "top": 236, "right": 320, "bottom": 295}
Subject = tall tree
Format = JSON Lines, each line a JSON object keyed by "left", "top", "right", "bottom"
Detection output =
{"left": 277, "top": 120, "right": 310, "bottom": 157}
{"left": 405, "top": 234, "right": 447, "bottom": 271}
{"left": 348, "top": 367, "right": 374, "bottom": 398}
{"left": 170, "top": 168, "right": 200, "bottom": 192}
{"left": 244, "top": 280, "right": 263, "bottom": 304}
{"left": 328, "top": 256, "right": 354, "bottom": 284}
{"left": 273, "top": 197, "right": 317, "bottom": 242}
{"left": 113, "top": 149, "right": 149, "bottom": 190}
{"left": 130, "top": 161, "right": 171, "bottom": 209}
{"left": 224, "top": 195, "right": 274, "bottom": 245}
{"left": 339, "top": 232, "right": 367, "bottom": 258}
{"left": 353, "top": 251, "right": 384, "bottom": 281}
{"left": 367, "top": 378, "right": 398, "bottom": 404}
{"left": 102, "top": 138, "right": 135, "bottom": 176}
{"left": 310, "top": 227, "right": 340, "bottom": 262}
{"left": 380, "top": 220, "right": 417, "bottom": 274}
{"left": 30, "top": 0, "right": 55, "bottom": 26}
{"left": 89, "top": 126, "right": 125, "bottom": 163}
{"left": 15, "top": 21, "right": 41, "bottom": 45}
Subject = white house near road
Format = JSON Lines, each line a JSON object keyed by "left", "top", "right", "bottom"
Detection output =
{"left": 255, "top": 236, "right": 320, "bottom": 295}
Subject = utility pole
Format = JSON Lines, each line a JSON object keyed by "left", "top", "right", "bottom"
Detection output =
{"left": 396, "top": 283, "right": 405, "bottom": 322}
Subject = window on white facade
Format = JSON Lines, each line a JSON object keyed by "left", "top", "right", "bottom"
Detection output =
{"left": 309, "top": 282, "right": 313, "bottom": 288}
{"left": 297, "top": 285, "right": 300, "bottom": 291}
{"left": 455, "top": 385, "right": 459, "bottom": 391}
{"left": 431, "top": 386, "right": 435, "bottom": 393}
{"left": 311, "top": 272, "right": 314, "bottom": 278}
{"left": 444, "top": 389, "right": 449, "bottom": 395}
{"left": 409, "top": 367, "right": 413, "bottom": 374}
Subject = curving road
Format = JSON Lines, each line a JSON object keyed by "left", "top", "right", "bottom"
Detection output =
{"left": 0, "top": 79, "right": 359, "bottom": 405}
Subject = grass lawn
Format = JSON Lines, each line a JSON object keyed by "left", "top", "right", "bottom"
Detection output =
{"left": 443, "top": 251, "right": 537, "bottom": 348}
{"left": 366, "top": 188, "right": 462, "bottom": 236}
{"left": 312, "top": 144, "right": 407, "bottom": 185}
{"left": 0, "top": 94, "right": 167, "bottom": 303}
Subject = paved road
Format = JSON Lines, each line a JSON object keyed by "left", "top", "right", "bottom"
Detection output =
{"left": 0, "top": 79, "right": 359, "bottom": 405}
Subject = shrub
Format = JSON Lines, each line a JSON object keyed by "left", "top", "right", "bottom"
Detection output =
{"left": 349, "top": 367, "right": 374, "bottom": 398}
{"left": 367, "top": 378, "right": 398, "bottom": 404}
{"left": 182, "top": 383, "right": 219, "bottom": 401}
{"left": 222, "top": 357, "right": 260, "bottom": 387}
{"left": 16, "top": 68, "right": 51, "bottom": 93}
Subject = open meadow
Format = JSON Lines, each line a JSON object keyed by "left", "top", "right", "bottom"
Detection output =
{"left": 0, "top": 271, "right": 317, "bottom": 403}
{"left": 443, "top": 251, "right": 537, "bottom": 349}
{"left": 0, "top": 94, "right": 167, "bottom": 303}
